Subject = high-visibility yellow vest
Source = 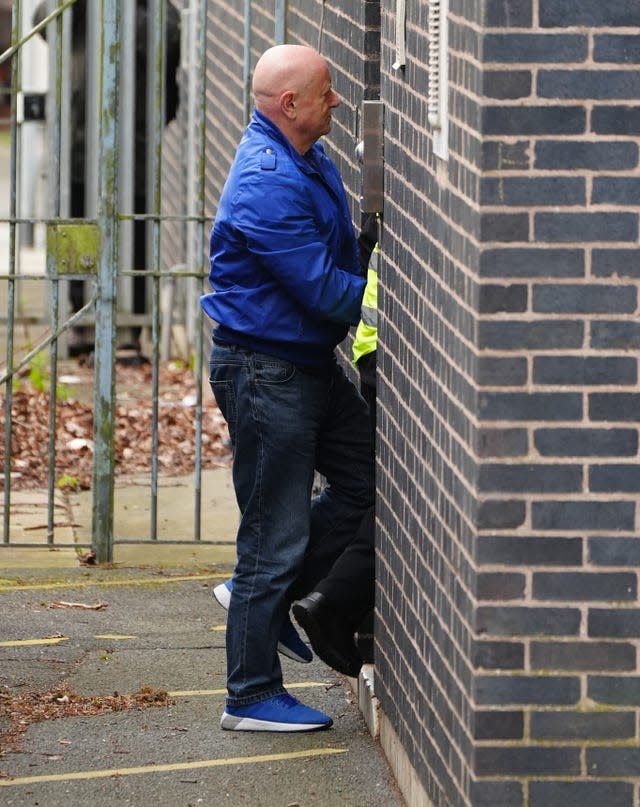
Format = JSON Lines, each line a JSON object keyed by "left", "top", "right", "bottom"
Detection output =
{"left": 352, "top": 244, "right": 378, "bottom": 366}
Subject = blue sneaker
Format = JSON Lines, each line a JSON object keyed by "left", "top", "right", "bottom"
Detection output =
{"left": 220, "top": 692, "right": 333, "bottom": 732}
{"left": 213, "top": 578, "right": 313, "bottom": 664}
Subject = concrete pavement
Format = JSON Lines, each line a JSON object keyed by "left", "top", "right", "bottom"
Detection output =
{"left": 0, "top": 468, "right": 402, "bottom": 807}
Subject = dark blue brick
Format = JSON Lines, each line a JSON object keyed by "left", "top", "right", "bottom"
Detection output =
{"left": 593, "top": 177, "right": 640, "bottom": 205}
{"left": 484, "top": 0, "right": 532, "bottom": 27}
{"left": 533, "top": 356, "right": 637, "bottom": 385}
{"left": 479, "top": 463, "right": 582, "bottom": 493}
{"left": 478, "top": 356, "right": 527, "bottom": 386}
{"left": 590, "top": 611, "right": 640, "bottom": 639}
{"left": 477, "top": 535, "right": 583, "bottom": 567}
{"left": 476, "top": 746, "right": 580, "bottom": 777}
{"left": 473, "top": 640, "right": 525, "bottom": 670}
{"left": 539, "top": 70, "right": 640, "bottom": 100}
{"left": 531, "top": 640, "right": 636, "bottom": 672}
{"left": 535, "top": 140, "right": 638, "bottom": 170}
{"left": 588, "top": 747, "right": 640, "bottom": 778}
{"left": 535, "top": 212, "right": 638, "bottom": 242}
{"left": 533, "top": 284, "right": 637, "bottom": 314}
{"left": 532, "top": 500, "right": 635, "bottom": 531}
{"left": 591, "top": 321, "right": 640, "bottom": 349}
{"left": 477, "top": 572, "right": 525, "bottom": 600}
{"left": 589, "top": 675, "right": 640, "bottom": 703}
{"left": 477, "top": 428, "right": 528, "bottom": 458}
{"left": 589, "top": 536, "right": 640, "bottom": 566}
{"left": 480, "top": 212, "right": 529, "bottom": 242}
{"left": 476, "top": 606, "right": 580, "bottom": 637}
{"left": 540, "top": 0, "right": 640, "bottom": 27}
{"left": 484, "top": 70, "right": 532, "bottom": 99}
{"left": 530, "top": 781, "right": 633, "bottom": 807}
{"left": 479, "top": 283, "right": 527, "bottom": 313}
{"left": 479, "top": 248, "right": 584, "bottom": 278}
{"left": 531, "top": 711, "right": 635, "bottom": 740}
{"left": 593, "top": 106, "right": 640, "bottom": 135}
{"left": 595, "top": 35, "right": 640, "bottom": 64}
{"left": 589, "top": 393, "right": 640, "bottom": 420}
{"left": 470, "top": 780, "right": 524, "bottom": 807}
{"left": 481, "top": 176, "right": 584, "bottom": 206}
{"left": 593, "top": 249, "right": 640, "bottom": 277}
{"left": 476, "top": 675, "right": 579, "bottom": 706}
{"left": 479, "top": 392, "right": 582, "bottom": 421}
{"left": 591, "top": 465, "right": 640, "bottom": 493}
{"left": 535, "top": 428, "right": 638, "bottom": 457}
{"left": 483, "top": 106, "right": 586, "bottom": 135}
{"left": 484, "top": 34, "right": 587, "bottom": 63}
{"left": 482, "top": 140, "right": 530, "bottom": 171}
{"left": 474, "top": 710, "right": 524, "bottom": 740}
{"left": 533, "top": 572, "right": 636, "bottom": 601}
{"left": 479, "top": 320, "right": 583, "bottom": 350}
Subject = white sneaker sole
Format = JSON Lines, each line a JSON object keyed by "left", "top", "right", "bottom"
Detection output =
{"left": 220, "top": 712, "right": 332, "bottom": 732}
{"left": 213, "top": 582, "right": 232, "bottom": 609}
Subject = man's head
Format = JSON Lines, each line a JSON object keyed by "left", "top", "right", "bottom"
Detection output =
{"left": 252, "top": 44, "right": 340, "bottom": 154}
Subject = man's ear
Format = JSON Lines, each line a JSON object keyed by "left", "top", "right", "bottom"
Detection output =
{"left": 280, "top": 91, "right": 296, "bottom": 119}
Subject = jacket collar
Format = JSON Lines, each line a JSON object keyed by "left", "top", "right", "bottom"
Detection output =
{"left": 251, "top": 108, "right": 325, "bottom": 175}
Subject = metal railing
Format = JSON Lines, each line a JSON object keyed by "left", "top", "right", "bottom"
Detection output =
{"left": 1, "top": 0, "right": 213, "bottom": 561}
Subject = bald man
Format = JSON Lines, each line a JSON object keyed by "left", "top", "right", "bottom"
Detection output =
{"left": 201, "top": 45, "right": 374, "bottom": 732}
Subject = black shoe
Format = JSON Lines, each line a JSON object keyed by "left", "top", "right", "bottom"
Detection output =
{"left": 355, "top": 609, "right": 375, "bottom": 664}
{"left": 292, "top": 592, "right": 363, "bottom": 678}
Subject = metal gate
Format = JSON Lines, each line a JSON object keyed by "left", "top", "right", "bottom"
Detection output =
{"left": 0, "top": 0, "right": 225, "bottom": 562}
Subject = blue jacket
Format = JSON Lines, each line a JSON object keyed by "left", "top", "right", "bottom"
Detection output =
{"left": 201, "top": 109, "right": 365, "bottom": 370}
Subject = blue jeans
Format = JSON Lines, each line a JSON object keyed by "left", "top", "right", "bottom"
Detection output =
{"left": 208, "top": 343, "right": 375, "bottom": 706}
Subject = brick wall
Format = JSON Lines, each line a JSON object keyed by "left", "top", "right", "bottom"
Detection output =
{"left": 375, "top": 0, "right": 482, "bottom": 803}
{"left": 470, "top": 2, "right": 640, "bottom": 804}
{"left": 375, "top": 0, "right": 640, "bottom": 804}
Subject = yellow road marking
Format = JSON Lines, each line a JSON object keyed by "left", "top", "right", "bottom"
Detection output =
{"left": 209, "top": 625, "right": 226, "bottom": 632}
{"left": 0, "top": 747, "right": 347, "bottom": 787}
{"left": 169, "top": 681, "right": 329, "bottom": 697}
{"left": 93, "top": 634, "right": 137, "bottom": 640}
{"left": 0, "top": 574, "right": 225, "bottom": 593}
{"left": 0, "top": 636, "right": 69, "bottom": 647}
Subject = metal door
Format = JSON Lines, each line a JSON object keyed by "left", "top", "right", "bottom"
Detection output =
{"left": 0, "top": 0, "right": 220, "bottom": 562}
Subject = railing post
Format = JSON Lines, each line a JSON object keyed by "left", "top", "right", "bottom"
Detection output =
{"left": 91, "top": 0, "right": 119, "bottom": 563}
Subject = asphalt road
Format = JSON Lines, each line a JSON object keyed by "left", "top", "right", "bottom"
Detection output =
{"left": 0, "top": 566, "right": 405, "bottom": 807}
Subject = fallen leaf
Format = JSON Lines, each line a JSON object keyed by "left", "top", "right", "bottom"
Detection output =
{"left": 1, "top": 362, "right": 231, "bottom": 491}
{"left": 0, "top": 686, "right": 172, "bottom": 756}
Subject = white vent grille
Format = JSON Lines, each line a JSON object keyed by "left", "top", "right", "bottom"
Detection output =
{"left": 428, "top": 0, "right": 449, "bottom": 160}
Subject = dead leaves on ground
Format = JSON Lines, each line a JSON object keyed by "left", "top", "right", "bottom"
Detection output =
{"left": 0, "top": 685, "right": 173, "bottom": 760}
{"left": 1, "top": 361, "right": 231, "bottom": 490}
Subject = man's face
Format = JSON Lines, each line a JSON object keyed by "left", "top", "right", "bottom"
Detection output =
{"left": 295, "top": 65, "right": 340, "bottom": 146}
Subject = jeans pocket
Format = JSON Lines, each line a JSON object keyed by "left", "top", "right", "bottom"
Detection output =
{"left": 252, "top": 355, "right": 296, "bottom": 385}
{"left": 210, "top": 379, "right": 237, "bottom": 444}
